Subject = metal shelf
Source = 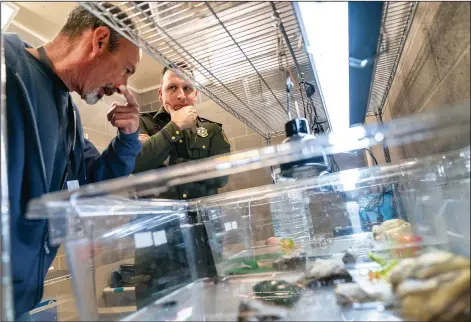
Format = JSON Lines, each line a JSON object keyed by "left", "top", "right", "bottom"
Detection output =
{"left": 80, "top": 1, "right": 328, "bottom": 138}
{"left": 367, "top": 2, "right": 417, "bottom": 116}
{"left": 80, "top": 2, "right": 415, "bottom": 136}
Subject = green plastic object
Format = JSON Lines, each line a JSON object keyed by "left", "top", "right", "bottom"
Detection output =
{"left": 242, "top": 259, "right": 259, "bottom": 269}
{"left": 224, "top": 253, "right": 284, "bottom": 275}
{"left": 368, "top": 252, "right": 399, "bottom": 278}
{"left": 368, "top": 252, "right": 388, "bottom": 267}
{"left": 225, "top": 266, "right": 276, "bottom": 275}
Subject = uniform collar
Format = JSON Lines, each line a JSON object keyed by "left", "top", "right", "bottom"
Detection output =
{"left": 153, "top": 106, "right": 171, "bottom": 123}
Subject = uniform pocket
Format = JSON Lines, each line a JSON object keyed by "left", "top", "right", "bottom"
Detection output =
{"left": 189, "top": 136, "right": 211, "bottom": 159}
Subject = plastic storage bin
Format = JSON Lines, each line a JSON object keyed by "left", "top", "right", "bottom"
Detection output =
{"left": 24, "top": 103, "right": 470, "bottom": 321}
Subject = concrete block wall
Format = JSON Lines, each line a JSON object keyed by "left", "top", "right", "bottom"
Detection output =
{"left": 366, "top": 2, "right": 470, "bottom": 163}
{"left": 139, "top": 89, "right": 161, "bottom": 113}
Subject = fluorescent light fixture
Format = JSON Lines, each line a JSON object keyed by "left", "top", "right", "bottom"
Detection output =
{"left": 297, "top": 2, "right": 350, "bottom": 133}
{"left": 1, "top": 2, "right": 19, "bottom": 31}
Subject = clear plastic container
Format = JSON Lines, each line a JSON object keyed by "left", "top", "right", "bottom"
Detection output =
{"left": 21, "top": 102, "right": 470, "bottom": 321}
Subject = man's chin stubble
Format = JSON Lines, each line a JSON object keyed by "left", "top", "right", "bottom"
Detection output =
{"left": 84, "top": 94, "right": 101, "bottom": 105}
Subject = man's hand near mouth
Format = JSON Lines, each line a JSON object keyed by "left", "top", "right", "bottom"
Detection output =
{"left": 168, "top": 104, "right": 197, "bottom": 130}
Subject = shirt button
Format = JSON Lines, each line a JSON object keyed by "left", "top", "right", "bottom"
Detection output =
{"left": 182, "top": 194, "right": 187, "bottom": 199}
{"left": 176, "top": 131, "right": 180, "bottom": 135}
{"left": 202, "top": 145, "right": 206, "bottom": 149}
{"left": 179, "top": 140, "right": 183, "bottom": 143}
{"left": 171, "top": 136, "right": 176, "bottom": 140}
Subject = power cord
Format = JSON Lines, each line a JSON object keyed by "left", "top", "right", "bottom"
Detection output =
{"left": 365, "top": 148, "right": 379, "bottom": 165}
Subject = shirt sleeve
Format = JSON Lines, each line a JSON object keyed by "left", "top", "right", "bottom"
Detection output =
{"left": 83, "top": 130, "right": 142, "bottom": 183}
{"left": 133, "top": 121, "right": 184, "bottom": 173}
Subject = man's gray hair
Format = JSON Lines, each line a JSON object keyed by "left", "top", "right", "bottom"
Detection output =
{"left": 162, "top": 61, "right": 194, "bottom": 77}
{"left": 60, "top": 3, "right": 135, "bottom": 53}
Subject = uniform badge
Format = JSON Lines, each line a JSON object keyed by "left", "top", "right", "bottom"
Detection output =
{"left": 197, "top": 127, "right": 208, "bottom": 138}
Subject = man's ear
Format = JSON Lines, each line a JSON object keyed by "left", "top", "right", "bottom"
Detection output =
{"left": 158, "top": 87, "right": 163, "bottom": 102}
{"left": 92, "top": 26, "right": 111, "bottom": 56}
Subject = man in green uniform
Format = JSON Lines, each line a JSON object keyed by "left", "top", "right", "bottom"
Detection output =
{"left": 133, "top": 63, "right": 231, "bottom": 309}
{"left": 134, "top": 64, "right": 231, "bottom": 199}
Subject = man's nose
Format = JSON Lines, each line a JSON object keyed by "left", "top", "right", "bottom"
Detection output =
{"left": 176, "top": 88, "right": 186, "bottom": 100}
{"left": 114, "top": 78, "right": 128, "bottom": 94}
